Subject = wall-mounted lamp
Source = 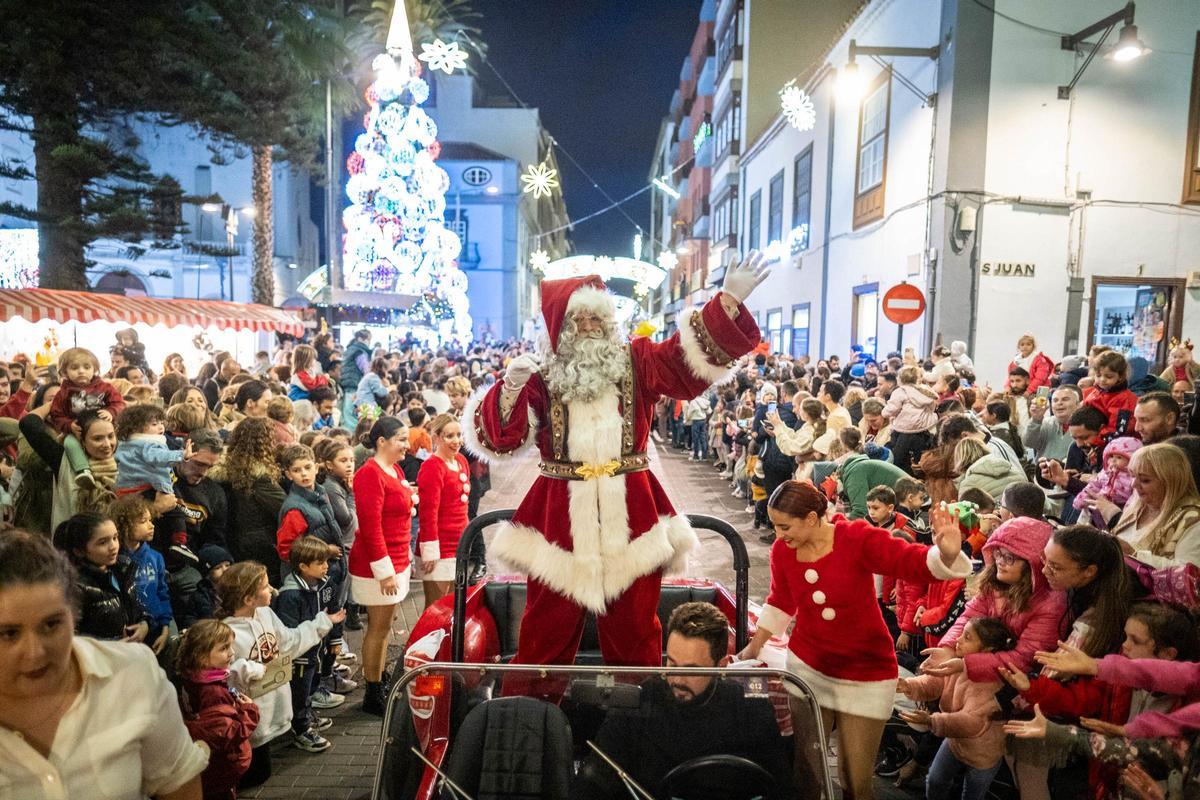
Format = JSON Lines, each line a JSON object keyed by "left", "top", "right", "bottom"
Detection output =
{"left": 1058, "top": 2, "right": 1147, "bottom": 99}
{"left": 842, "top": 39, "right": 940, "bottom": 104}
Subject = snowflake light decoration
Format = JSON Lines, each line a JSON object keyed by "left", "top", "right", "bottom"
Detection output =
{"left": 529, "top": 249, "right": 551, "bottom": 273}
{"left": 521, "top": 162, "right": 560, "bottom": 199}
{"left": 657, "top": 250, "right": 678, "bottom": 272}
{"left": 780, "top": 81, "right": 816, "bottom": 132}
{"left": 418, "top": 39, "right": 469, "bottom": 75}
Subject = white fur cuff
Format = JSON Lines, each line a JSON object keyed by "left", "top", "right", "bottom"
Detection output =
{"left": 677, "top": 307, "right": 739, "bottom": 387}
{"left": 419, "top": 541, "right": 441, "bottom": 564}
{"left": 369, "top": 554, "right": 396, "bottom": 580}
{"left": 459, "top": 383, "right": 538, "bottom": 463}
{"left": 757, "top": 603, "right": 795, "bottom": 637}
{"left": 926, "top": 547, "right": 972, "bottom": 581}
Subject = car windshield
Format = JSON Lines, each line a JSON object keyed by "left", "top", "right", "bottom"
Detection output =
{"left": 374, "top": 662, "right": 834, "bottom": 800}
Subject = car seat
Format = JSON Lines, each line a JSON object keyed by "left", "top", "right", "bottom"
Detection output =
{"left": 441, "top": 696, "right": 572, "bottom": 800}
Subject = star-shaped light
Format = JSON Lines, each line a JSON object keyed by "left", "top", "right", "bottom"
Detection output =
{"left": 418, "top": 39, "right": 469, "bottom": 75}
{"left": 780, "top": 81, "right": 816, "bottom": 132}
{"left": 529, "top": 249, "right": 551, "bottom": 272}
{"left": 657, "top": 251, "right": 678, "bottom": 272}
{"left": 521, "top": 162, "right": 560, "bottom": 198}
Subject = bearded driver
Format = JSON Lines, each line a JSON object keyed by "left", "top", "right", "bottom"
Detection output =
{"left": 462, "top": 253, "right": 769, "bottom": 667}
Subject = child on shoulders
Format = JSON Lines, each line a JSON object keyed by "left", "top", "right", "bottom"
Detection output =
{"left": 49, "top": 347, "right": 125, "bottom": 489}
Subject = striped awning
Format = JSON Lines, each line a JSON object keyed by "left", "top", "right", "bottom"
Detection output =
{"left": 0, "top": 288, "right": 305, "bottom": 336}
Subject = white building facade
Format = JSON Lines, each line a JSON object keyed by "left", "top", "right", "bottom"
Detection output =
{"left": 426, "top": 72, "right": 571, "bottom": 339}
{"left": 733, "top": 0, "right": 1200, "bottom": 384}
{"left": 0, "top": 119, "right": 320, "bottom": 304}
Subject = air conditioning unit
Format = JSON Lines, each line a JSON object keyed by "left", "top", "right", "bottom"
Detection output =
{"left": 1187, "top": 270, "right": 1200, "bottom": 289}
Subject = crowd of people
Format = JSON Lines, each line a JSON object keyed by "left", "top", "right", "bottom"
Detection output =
{"left": 659, "top": 335, "right": 1200, "bottom": 800}
{"left": 0, "top": 326, "right": 525, "bottom": 798}
{"left": 2, "top": 312, "right": 1200, "bottom": 800}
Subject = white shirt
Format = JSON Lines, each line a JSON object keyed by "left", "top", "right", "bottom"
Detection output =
{"left": 0, "top": 637, "right": 208, "bottom": 800}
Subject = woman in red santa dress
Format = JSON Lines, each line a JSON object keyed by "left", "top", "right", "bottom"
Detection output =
{"left": 737, "top": 480, "right": 971, "bottom": 800}
{"left": 416, "top": 413, "right": 470, "bottom": 605}
{"left": 461, "top": 254, "right": 769, "bottom": 669}
{"left": 349, "top": 415, "right": 417, "bottom": 716}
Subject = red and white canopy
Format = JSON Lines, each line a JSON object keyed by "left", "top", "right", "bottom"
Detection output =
{"left": 0, "top": 288, "right": 305, "bottom": 336}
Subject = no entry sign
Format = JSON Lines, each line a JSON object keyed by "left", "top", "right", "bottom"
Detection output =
{"left": 882, "top": 283, "right": 926, "bottom": 325}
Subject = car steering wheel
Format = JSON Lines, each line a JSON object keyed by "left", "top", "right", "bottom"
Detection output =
{"left": 658, "top": 754, "right": 777, "bottom": 800}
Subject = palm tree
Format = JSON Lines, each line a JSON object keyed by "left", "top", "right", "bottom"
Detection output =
{"left": 246, "top": 2, "right": 359, "bottom": 306}
{"left": 357, "top": 0, "right": 486, "bottom": 58}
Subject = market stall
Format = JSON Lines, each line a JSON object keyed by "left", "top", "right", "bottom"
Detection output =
{"left": 0, "top": 288, "right": 305, "bottom": 374}
{"left": 315, "top": 288, "right": 443, "bottom": 349}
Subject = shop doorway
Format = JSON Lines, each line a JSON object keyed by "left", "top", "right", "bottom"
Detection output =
{"left": 852, "top": 282, "right": 879, "bottom": 358}
{"left": 1088, "top": 277, "right": 1184, "bottom": 368}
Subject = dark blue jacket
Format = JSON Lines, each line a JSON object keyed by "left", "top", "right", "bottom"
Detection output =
{"left": 279, "top": 483, "right": 346, "bottom": 588}
{"left": 272, "top": 572, "right": 332, "bottom": 666}
{"left": 126, "top": 542, "right": 173, "bottom": 628}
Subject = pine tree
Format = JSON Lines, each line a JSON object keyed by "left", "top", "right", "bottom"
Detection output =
{"left": 343, "top": 51, "right": 472, "bottom": 341}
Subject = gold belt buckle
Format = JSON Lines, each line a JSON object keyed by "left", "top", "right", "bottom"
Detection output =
{"left": 575, "top": 459, "right": 621, "bottom": 480}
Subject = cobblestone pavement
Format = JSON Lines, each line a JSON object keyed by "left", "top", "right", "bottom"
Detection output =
{"left": 248, "top": 437, "right": 771, "bottom": 798}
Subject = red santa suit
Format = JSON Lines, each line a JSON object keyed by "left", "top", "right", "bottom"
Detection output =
{"left": 348, "top": 457, "right": 416, "bottom": 605}
{"left": 462, "top": 275, "right": 760, "bottom": 667}
{"left": 416, "top": 452, "right": 470, "bottom": 582}
{"left": 761, "top": 517, "right": 970, "bottom": 720}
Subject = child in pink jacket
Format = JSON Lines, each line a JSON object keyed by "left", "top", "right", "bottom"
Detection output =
{"left": 1072, "top": 436, "right": 1141, "bottom": 528}
{"left": 882, "top": 365, "right": 939, "bottom": 474}
{"left": 900, "top": 617, "right": 1014, "bottom": 800}
{"left": 930, "top": 517, "right": 1067, "bottom": 682}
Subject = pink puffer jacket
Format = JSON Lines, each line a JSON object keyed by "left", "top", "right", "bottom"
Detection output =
{"left": 882, "top": 384, "right": 938, "bottom": 434}
{"left": 938, "top": 517, "right": 1067, "bottom": 682}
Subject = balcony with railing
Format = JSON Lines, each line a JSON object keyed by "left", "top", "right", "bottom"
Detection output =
{"left": 698, "top": 55, "right": 717, "bottom": 96}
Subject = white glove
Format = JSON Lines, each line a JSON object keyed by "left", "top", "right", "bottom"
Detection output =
{"left": 721, "top": 250, "right": 770, "bottom": 304}
{"left": 503, "top": 354, "right": 539, "bottom": 390}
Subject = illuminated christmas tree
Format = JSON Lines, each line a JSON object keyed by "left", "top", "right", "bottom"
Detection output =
{"left": 342, "top": 39, "right": 471, "bottom": 342}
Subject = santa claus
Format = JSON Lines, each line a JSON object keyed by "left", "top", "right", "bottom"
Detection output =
{"left": 461, "top": 253, "right": 769, "bottom": 667}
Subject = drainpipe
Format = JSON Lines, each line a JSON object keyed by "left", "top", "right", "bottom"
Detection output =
{"left": 818, "top": 87, "right": 836, "bottom": 358}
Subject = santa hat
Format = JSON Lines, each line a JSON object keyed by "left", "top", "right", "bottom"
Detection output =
{"left": 540, "top": 274, "right": 614, "bottom": 353}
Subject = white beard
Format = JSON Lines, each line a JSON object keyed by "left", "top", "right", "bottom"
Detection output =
{"left": 541, "top": 330, "right": 628, "bottom": 404}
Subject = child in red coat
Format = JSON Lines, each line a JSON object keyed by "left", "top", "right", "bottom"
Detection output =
{"left": 176, "top": 619, "right": 260, "bottom": 800}
{"left": 867, "top": 485, "right": 926, "bottom": 658}
{"left": 1082, "top": 351, "right": 1138, "bottom": 440}
{"left": 48, "top": 347, "right": 125, "bottom": 488}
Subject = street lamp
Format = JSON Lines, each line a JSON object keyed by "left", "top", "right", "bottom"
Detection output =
{"left": 198, "top": 203, "right": 255, "bottom": 301}
{"left": 841, "top": 39, "right": 940, "bottom": 103}
{"left": 1058, "top": 2, "right": 1147, "bottom": 99}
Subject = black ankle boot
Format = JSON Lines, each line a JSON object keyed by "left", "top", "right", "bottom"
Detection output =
{"left": 344, "top": 604, "right": 363, "bottom": 631}
{"left": 361, "top": 681, "right": 387, "bottom": 716}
